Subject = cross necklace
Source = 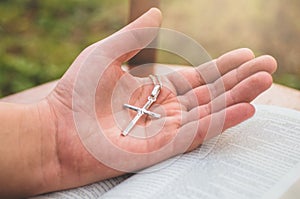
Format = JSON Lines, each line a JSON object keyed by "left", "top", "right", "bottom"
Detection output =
{"left": 122, "top": 75, "right": 162, "bottom": 136}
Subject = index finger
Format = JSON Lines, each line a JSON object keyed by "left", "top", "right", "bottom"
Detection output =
{"left": 166, "top": 48, "right": 255, "bottom": 95}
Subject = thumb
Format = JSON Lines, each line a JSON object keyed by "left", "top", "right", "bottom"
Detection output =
{"left": 67, "top": 8, "right": 162, "bottom": 77}
{"left": 58, "top": 8, "right": 162, "bottom": 88}
{"left": 89, "top": 7, "right": 162, "bottom": 65}
{"left": 120, "top": 7, "right": 162, "bottom": 34}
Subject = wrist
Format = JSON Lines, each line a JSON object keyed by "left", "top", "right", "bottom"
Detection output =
{"left": 0, "top": 100, "right": 60, "bottom": 198}
{"left": 32, "top": 99, "right": 61, "bottom": 195}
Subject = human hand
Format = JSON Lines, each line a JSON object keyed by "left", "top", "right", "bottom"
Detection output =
{"left": 41, "top": 8, "right": 276, "bottom": 194}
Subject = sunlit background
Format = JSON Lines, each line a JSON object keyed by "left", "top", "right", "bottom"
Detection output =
{"left": 0, "top": 0, "right": 299, "bottom": 97}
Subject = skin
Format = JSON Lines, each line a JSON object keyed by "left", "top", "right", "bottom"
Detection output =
{"left": 0, "top": 8, "right": 277, "bottom": 198}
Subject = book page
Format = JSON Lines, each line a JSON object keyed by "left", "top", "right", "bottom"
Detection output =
{"left": 31, "top": 175, "right": 130, "bottom": 199}
{"left": 102, "top": 105, "right": 300, "bottom": 199}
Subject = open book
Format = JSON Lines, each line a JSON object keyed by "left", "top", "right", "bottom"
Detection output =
{"left": 32, "top": 105, "right": 300, "bottom": 199}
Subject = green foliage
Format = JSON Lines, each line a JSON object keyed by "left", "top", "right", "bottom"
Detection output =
{"left": 274, "top": 73, "right": 300, "bottom": 90}
{"left": 0, "top": 0, "right": 127, "bottom": 97}
{"left": 0, "top": 0, "right": 299, "bottom": 97}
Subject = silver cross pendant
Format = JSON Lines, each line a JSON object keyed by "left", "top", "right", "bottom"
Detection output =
{"left": 122, "top": 84, "right": 161, "bottom": 136}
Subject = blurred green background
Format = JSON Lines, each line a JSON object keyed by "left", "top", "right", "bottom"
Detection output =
{"left": 0, "top": 0, "right": 299, "bottom": 97}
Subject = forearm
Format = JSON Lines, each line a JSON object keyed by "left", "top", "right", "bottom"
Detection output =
{"left": 0, "top": 80, "right": 58, "bottom": 104}
{"left": 0, "top": 100, "right": 59, "bottom": 198}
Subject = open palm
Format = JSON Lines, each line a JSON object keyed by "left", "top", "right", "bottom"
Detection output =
{"left": 45, "top": 8, "right": 277, "bottom": 192}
